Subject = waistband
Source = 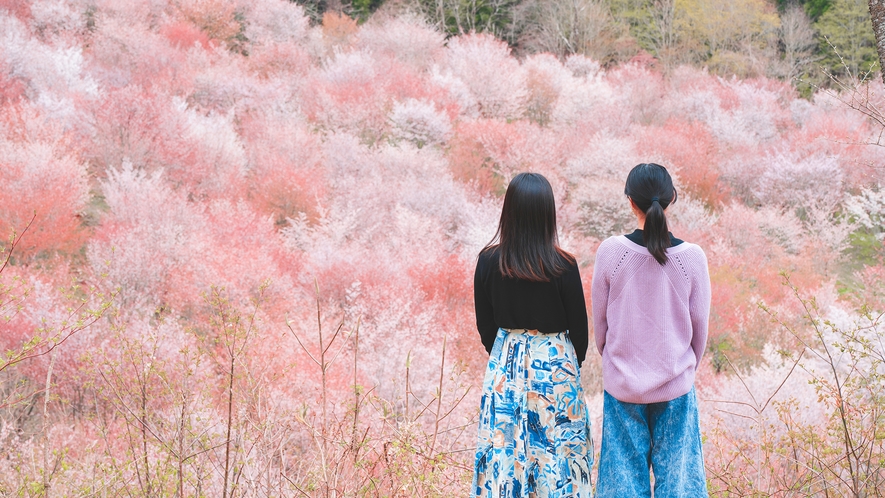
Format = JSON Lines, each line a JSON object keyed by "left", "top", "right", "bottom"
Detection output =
{"left": 503, "top": 328, "right": 566, "bottom": 335}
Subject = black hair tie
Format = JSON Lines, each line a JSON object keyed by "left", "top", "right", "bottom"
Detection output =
{"left": 651, "top": 197, "right": 659, "bottom": 203}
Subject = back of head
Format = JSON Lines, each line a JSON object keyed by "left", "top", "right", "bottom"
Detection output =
{"left": 624, "top": 163, "right": 677, "bottom": 265}
{"left": 487, "top": 172, "right": 573, "bottom": 281}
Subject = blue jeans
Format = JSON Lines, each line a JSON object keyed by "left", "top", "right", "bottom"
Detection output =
{"left": 596, "top": 388, "right": 707, "bottom": 497}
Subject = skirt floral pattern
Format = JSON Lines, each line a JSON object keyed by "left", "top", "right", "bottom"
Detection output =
{"left": 473, "top": 328, "right": 594, "bottom": 498}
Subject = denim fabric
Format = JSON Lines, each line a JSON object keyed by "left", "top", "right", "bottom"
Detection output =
{"left": 596, "top": 388, "right": 707, "bottom": 498}
{"left": 473, "top": 328, "right": 594, "bottom": 498}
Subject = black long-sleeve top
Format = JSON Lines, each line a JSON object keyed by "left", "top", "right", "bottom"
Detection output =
{"left": 473, "top": 247, "right": 589, "bottom": 366}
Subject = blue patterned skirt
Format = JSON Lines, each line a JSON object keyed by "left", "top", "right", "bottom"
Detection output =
{"left": 473, "top": 328, "right": 594, "bottom": 498}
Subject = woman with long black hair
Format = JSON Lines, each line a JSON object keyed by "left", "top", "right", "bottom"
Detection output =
{"left": 592, "top": 163, "right": 711, "bottom": 497}
{"left": 472, "top": 172, "right": 593, "bottom": 497}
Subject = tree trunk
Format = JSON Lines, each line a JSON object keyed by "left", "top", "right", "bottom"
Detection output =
{"left": 871, "top": 0, "right": 885, "bottom": 85}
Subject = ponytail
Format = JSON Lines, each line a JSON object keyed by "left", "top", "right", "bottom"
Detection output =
{"left": 624, "top": 164, "right": 676, "bottom": 265}
{"left": 644, "top": 197, "right": 670, "bottom": 265}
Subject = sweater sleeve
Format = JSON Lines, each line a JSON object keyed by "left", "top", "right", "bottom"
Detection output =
{"left": 561, "top": 262, "right": 589, "bottom": 366}
{"left": 688, "top": 246, "right": 711, "bottom": 367}
{"left": 473, "top": 253, "right": 499, "bottom": 354}
{"left": 591, "top": 240, "right": 611, "bottom": 356}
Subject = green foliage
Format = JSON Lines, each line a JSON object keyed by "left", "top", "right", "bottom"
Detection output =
{"left": 846, "top": 231, "right": 885, "bottom": 267}
{"left": 608, "top": 0, "right": 783, "bottom": 75}
{"left": 679, "top": 0, "right": 780, "bottom": 73}
{"left": 417, "top": 0, "right": 524, "bottom": 45}
{"left": 814, "top": 0, "right": 879, "bottom": 78}
{"left": 777, "top": 0, "right": 832, "bottom": 19}
{"left": 291, "top": 0, "right": 326, "bottom": 24}
{"left": 350, "top": 0, "right": 385, "bottom": 22}
{"left": 292, "top": 0, "right": 386, "bottom": 24}
{"left": 805, "top": 0, "right": 833, "bottom": 19}
{"left": 708, "top": 335, "right": 734, "bottom": 373}
{"left": 842, "top": 187, "right": 885, "bottom": 268}
{"left": 231, "top": 10, "right": 250, "bottom": 56}
{"left": 607, "top": 0, "right": 658, "bottom": 53}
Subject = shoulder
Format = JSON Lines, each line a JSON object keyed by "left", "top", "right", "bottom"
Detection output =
{"left": 595, "top": 236, "right": 630, "bottom": 260}
{"left": 591, "top": 236, "right": 631, "bottom": 279}
{"left": 671, "top": 243, "right": 709, "bottom": 273}
{"left": 478, "top": 245, "right": 499, "bottom": 262}
{"left": 679, "top": 242, "right": 707, "bottom": 261}
{"left": 558, "top": 251, "right": 581, "bottom": 279}
{"left": 557, "top": 247, "right": 578, "bottom": 269}
{"left": 476, "top": 246, "right": 499, "bottom": 273}
{"left": 597, "top": 235, "right": 621, "bottom": 252}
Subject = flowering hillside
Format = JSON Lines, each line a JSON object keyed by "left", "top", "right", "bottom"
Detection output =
{"left": 1, "top": 0, "right": 884, "bottom": 495}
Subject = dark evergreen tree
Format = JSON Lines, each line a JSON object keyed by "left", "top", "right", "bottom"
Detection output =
{"left": 291, "top": 0, "right": 386, "bottom": 24}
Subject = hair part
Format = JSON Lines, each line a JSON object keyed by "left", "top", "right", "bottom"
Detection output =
{"left": 484, "top": 172, "right": 574, "bottom": 282}
{"left": 624, "top": 163, "right": 677, "bottom": 265}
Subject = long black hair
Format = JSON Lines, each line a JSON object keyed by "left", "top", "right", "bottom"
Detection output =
{"left": 484, "top": 172, "right": 574, "bottom": 282}
{"left": 625, "top": 163, "right": 677, "bottom": 265}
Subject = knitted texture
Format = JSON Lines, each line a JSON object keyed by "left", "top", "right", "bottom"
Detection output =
{"left": 592, "top": 236, "right": 711, "bottom": 404}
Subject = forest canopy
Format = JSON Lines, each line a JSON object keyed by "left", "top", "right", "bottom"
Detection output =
{"left": 300, "top": 0, "right": 880, "bottom": 93}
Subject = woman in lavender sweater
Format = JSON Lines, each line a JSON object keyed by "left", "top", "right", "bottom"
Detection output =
{"left": 592, "top": 163, "right": 712, "bottom": 497}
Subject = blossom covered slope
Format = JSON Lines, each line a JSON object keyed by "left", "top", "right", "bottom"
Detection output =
{"left": 1, "top": 0, "right": 884, "bottom": 495}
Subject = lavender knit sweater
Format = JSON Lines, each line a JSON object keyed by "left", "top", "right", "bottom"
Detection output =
{"left": 592, "top": 235, "right": 711, "bottom": 404}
